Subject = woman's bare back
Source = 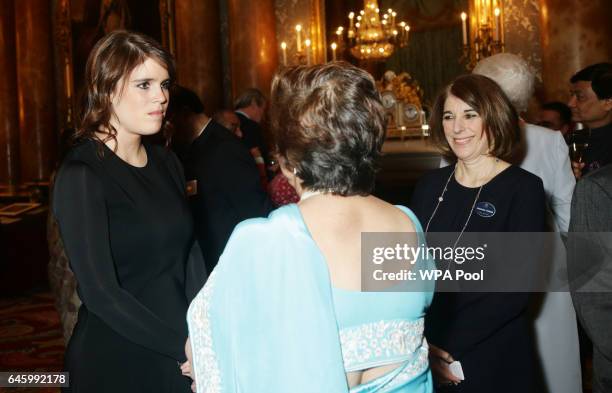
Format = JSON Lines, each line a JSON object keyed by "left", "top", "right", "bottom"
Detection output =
{"left": 298, "top": 194, "right": 417, "bottom": 387}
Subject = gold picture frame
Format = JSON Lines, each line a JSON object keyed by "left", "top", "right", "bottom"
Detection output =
{"left": 0, "top": 203, "right": 42, "bottom": 217}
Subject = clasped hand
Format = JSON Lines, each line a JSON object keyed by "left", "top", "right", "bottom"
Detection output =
{"left": 181, "top": 337, "right": 196, "bottom": 392}
{"left": 429, "top": 344, "right": 462, "bottom": 387}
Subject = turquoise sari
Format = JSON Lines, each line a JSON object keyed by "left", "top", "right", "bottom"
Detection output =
{"left": 187, "top": 204, "right": 433, "bottom": 393}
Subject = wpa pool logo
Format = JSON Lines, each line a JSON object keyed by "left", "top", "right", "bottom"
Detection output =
{"left": 475, "top": 201, "right": 496, "bottom": 218}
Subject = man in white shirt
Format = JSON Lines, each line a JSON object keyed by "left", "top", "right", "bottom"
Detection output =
{"left": 473, "top": 54, "right": 575, "bottom": 233}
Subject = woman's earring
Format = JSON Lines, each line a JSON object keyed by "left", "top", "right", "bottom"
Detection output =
{"left": 291, "top": 167, "right": 299, "bottom": 191}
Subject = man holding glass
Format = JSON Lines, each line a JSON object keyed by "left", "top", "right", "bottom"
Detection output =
{"left": 568, "top": 63, "right": 612, "bottom": 179}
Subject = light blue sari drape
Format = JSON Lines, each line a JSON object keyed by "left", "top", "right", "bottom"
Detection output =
{"left": 187, "top": 204, "right": 432, "bottom": 393}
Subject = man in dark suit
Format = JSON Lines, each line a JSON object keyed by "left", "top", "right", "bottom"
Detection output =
{"left": 214, "top": 109, "right": 243, "bottom": 139}
{"left": 170, "top": 87, "right": 273, "bottom": 273}
{"left": 568, "top": 63, "right": 612, "bottom": 179}
{"left": 234, "top": 88, "right": 270, "bottom": 182}
{"left": 568, "top": 164, "right": 612, "bottom": 393}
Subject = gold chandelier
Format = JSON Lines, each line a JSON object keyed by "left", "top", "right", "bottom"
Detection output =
{"left": 460, "top": 0, "right": 505, "bottom": 69}
{"left": 336, "top": 0, "right": 409, "bottom": 61}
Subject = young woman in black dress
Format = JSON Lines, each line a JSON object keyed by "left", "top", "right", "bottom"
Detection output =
{"left": 52, "top": 31, "right": 206, "bottom": 392}
{"left": 411, "top": 74, "right": 546, "bottom": 392}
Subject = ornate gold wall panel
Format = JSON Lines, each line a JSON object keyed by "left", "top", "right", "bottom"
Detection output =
{"left": 504, "top": 0, "right": 543, "bottom": 81}
{"left": 275, "top": 0, "right": 327, "bottom": 66}
{"left": 540, "top": 0, "right": 612, "bottom": 102}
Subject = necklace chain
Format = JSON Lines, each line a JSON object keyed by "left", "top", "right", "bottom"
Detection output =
{"left": 425, "top": 159, "right": 498, "bottom": 249}
{"left": 299, "top": 190, "right": 324, "bottom": 202}
{"left": 425, "top": 166, "right": 483, "bottom": 250}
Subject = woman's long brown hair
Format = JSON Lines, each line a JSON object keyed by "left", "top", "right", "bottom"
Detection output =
{"left": 72, "top": 30, "right": 175, "bottom": 152}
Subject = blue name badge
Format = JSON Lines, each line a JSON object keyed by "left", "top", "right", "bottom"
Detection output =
{"left": 476, "top": 201, "right": 496, "bottom": 218}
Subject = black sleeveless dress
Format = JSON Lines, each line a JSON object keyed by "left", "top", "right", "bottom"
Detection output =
{"left": 53, "top": 140, "right": 207, "bottom": 392}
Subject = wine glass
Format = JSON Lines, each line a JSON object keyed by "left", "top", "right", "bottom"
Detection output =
{"left": 568, "top": 125, "right": 590, "bottom": 163}
{"left": 570, "top": 142, "right": 589, "bottom": 163}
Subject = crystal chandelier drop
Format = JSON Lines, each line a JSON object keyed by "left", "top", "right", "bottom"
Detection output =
{"left": 339, "top": 0, "right": 409, "bottom": 61}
